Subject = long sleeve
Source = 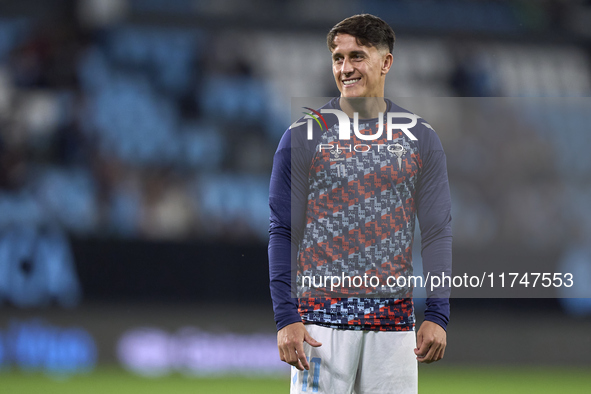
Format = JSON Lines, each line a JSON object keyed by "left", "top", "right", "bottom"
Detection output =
{"left": 268, "top": 129, "right": 313, "bottom": 331}
{"left": 416, "top": 131, "right": 453, "bottom": 330}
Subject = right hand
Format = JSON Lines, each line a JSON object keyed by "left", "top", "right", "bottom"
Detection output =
{"left": 277, "top": 322, "right": 322, "bottom": 371}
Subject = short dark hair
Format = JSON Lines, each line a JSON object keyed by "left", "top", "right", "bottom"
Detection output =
{"left": 327, "top": 14, "right": 395, "bottom": 54}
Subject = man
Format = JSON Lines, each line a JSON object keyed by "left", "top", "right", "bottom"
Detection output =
{"left": 269, "top": 14, "right": 452, "bottom": 393}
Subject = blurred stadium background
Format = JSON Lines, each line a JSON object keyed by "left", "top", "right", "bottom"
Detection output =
{"left": 1, "top": 0, "right": 591, "bottom": 392}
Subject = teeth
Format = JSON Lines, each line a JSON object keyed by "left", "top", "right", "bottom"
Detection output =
{"left": 343, "top": 79, "right": 360, "bottom": 85}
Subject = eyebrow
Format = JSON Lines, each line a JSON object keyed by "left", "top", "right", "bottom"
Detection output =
{"left": 332, "top": 50, "right": 367, "bottom": 60}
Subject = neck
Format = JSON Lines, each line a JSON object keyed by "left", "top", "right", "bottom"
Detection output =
{"left": 339, "top": 96, "right": 387, "bottom": 119}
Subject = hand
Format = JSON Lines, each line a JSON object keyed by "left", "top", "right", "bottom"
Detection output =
{"left": 414, "top": 320, "right": 446, "bottom": 363}
{"left": 277, "top": 322, "right": 322, "bottom": 371}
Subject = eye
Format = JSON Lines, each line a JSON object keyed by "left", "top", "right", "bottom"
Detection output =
{"left": 333, "top": 57, "right": 343, "bottom": 64}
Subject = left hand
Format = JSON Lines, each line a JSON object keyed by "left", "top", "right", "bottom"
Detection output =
{"left": 414, "top": 320, "right": 446, "bottom": 363}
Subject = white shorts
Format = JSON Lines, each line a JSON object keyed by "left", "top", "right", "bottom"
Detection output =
{"left": 290, "top": 325, "right": 417, "bottom": 394}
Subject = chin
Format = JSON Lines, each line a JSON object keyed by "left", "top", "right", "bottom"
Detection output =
{"left": 341, "top": 90, "right": 363, "bottom": 98}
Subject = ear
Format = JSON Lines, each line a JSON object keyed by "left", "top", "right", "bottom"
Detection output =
{"left": 381, "top": 52, "right": 393, "bottom": 75}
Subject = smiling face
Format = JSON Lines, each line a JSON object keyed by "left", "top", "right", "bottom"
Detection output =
{"left": 331, "top": 33, "right": 393, "bottom": 98}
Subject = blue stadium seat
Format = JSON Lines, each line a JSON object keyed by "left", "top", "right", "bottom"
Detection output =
{"left": 108, "top": 186, "right": 142, "bottom": 237}
{"left": 106, "top": 26, "right": 201, "bottom": 94}
{"left": 199, "top": 76, "right": 268, "bottom": 124}
{"left": 0, "top": 192, "right": 46, "bottom": 228}
{"left": 194, "top": 174, "right": 270, "bottom": 238}
{"left": 180, "top": 122, "right": 223, "bottom": 169}
{"left": 34, "top": 167, "right": 99, "bottom": 234}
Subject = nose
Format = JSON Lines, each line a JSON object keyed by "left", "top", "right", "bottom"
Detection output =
{"left": 340, "top": 57, "right": 354, "bottom": 76}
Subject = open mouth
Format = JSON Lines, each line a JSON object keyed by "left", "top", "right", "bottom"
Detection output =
{"left": 343, "top": 78, "right": 360, "bottom": 86}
